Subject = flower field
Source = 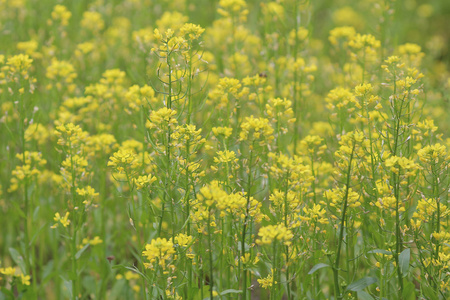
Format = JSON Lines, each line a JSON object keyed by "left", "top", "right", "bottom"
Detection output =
{"left": 1, "top": 0, "right": 450, "bottom": 299}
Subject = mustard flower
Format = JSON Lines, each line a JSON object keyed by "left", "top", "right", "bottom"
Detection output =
{"left": 212, "top": 126, "right": 233, "bottom": 139}
{"left": 85, "top": 134, "right": 118, "bottom": 157}
{"left": 51, "top": 212, "right": 70, "bottom": 228}
{"left": 325, "top": 87, "right": 357, "bottom": 110}
{"left": 25, "top": 123, "right": 49, "bottom": 145}
{"left": 256, "top": 223, "right": 293, "bottom": 246}
{"left": 6, "top": 54, "right": 33, "bottom": 76}
{"left": 48, "top": 4, "right": 71, "bottom": 27}
{"left": 288, "top": 27, "right": 309, "bottom": 46}
{"left": 384, "top": 156, "right": 418, "bottom": 175}
{"left": 125, "top": 84, "right": 158, "bottom": 112}
{"left": 0, "top": 267, "right": 16, "bottom": 276}
{"left": 299, "top": 135, "right": 327, "bottom": 155}
{"left": 174, "top": 233, "right": 193, "bottom": 247}
{"left": 81, "top": 11, "right": 105, "bottom": 33}
{"left": 413, "top": 198, "right": 449, "bottom": 223}
{"left": 299, "top": 204, "right": 329, "bottom": 225}
{"left": 328, "top": 26, "right": 356, "bottom": 46}
{"left": 217, "top": 0, "right": 249, "bottom": 21}
{"left": 332, "top": 7, "right": 364, "bottom": 30}
{"left": 268, "top": 152, "right": 312, "bottom": 189}
{"left": 179, "top": 23, "right": 205, "bottom": 40}
{"left": 8, "top": 151, "right": 46, "bottom": 192}
{"left": 348, "top": 34, "right": 380, "bottom": 50}
{"left": 16, "top": 39, "right": 40, "bottom": 59}
{"left": 45, "top": 59, "right": 77, "bottom": 93}
{"left": 142, "top": 238, "right": 176, "bottom": 269}
{"left": 214, "top": 150, "right": 238, "bottom": 164}
{"left": 417, "top": 144, "right": 448, "bottom": 164}
{"left": 265, "top": 98, "right": 296, "bottom": 132}
{"left": 239, "top": 116, "right": 274, "bottom": 145}
{"left": 133, "top": 175, "right": 157, "bottom": 190}
{"left": 107, "top": 149, "right": 140, "bottom": 174}
{"left": 146, "top": 107, "right": 178, "bottom": 131}
{"left": 323, "top": 187, "right": 361, "bottom": 213}
{"left": 258, "top": 269, "right": 276, "bottom": 289}
{"left": 269, "top": 190, "right": 301, "bottom": 214}
{"left": 54, "top": 123, "right": 87, "bottom": 149}
{"left": 156, "top": 11, "right": 188, "bottom": 32}
{"left": 397, "top": 43, "right": 425, "bottom": 66}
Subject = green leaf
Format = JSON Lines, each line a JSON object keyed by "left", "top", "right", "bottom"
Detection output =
{"left": 346, "top": 277, "right": 378, "bottom": 291}
{"left": 42, "top": 260, "right": 54, "bottom": 281}
{"left": 11, "top": 201, "right": 27, "bottom": 219}
{"left": 30, "top": 223, "right": 46, "bottom": 245}
{"left": 9, "top": 248, "right": 26, "bottom": 274}
{"left": 192, "top": 285, "right": 210, "bottom": 300}
{"left": 357, "top": 291, "right": 375, "bottom": 300}
{"left": 220, "top": 289, "right": 242, "bottom": 295}
{"left": 63, "top": 279, "right": 73, "bottom": 299}
{"left": 367, "top": 249, "right": 392, "bottom": 255}
{"left": 124, "top": 266, "right": 150, "bottom": 281}
{"left": 421, "top": 284, "right": 437, "bottom": 299}
{"left": 112, "top": 264, "right": 125, "bottom": 270}
{"left": 109, "top": 279, "right": 127, "bottom": 300}
{"left": 75, "top": 243, "right": 90, "bottom": 260}
{"left": 308, "top": 263, "right": 330, "bottom": 275}
{"left": 402, "top": 281, "right": 416, "bottom": 300}
{"left": 33, "top": 205, "right": 40, "bottom": 221}
{"left": 399, "top": 248, "right": 410, "bottom": 276}
{"left": 1, "top": 287, "right": 15, "bottom": 300}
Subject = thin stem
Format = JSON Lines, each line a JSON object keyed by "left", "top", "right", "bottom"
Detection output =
{"left": 333, "top": 143, "right": 356, "bottom": 300}
{"left": 241, "top": 141, "right": 254, "bottom": 300}
{"left": 208, "top": 209, "right": 214, "bottom": 299}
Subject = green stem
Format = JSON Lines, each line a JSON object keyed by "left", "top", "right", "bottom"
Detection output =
{"left": 271, "top": 241, "right": 277, "bottom": 300}
{"left": 241, "top": 141, "right": 254, "bottom": 299}
{"left": 393, "top": 172, "right": 404, "bottom": 299}
{"left": 283, "top": 173, "right": 291, "bottom": 299}
{"left": 292, "top": 1, "right": 300, "bottom": 155}
{"left": 208, "top": 209, "right": 214, "bottom": 299}
{"left": 333, "top": 143, "right": 356, "bottom": 300}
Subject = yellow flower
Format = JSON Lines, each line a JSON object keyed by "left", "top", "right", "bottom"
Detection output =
{"left": 417, "top": 144, "right": 448, "bottom": 164}
{"left": 124, "top": 271, "right": 140, "bottom": 281}
{"left": 20, "top": 274, "right": 31, "bottom": 285}
{"left": 329, "top": 26, "right": 356, "bottom": 46}
{"left": 46, "top": 59, "right": 77, "bottom": 93}
{"left": 217, "top": 0, "right": 249, "bottom": 21}
{"left": 49, "top": 4, "right": 71, "bottom": 26}
{"left": 323, "top": 187, "right": 361, "bottom": 213}
{"left": 6, "top": 54, "right": 33, "bottom": 76}
{"left": 54, "top": 123, "right": 87, "bottom": 149}
{"left": 258, "top": 269, "right": 277, "bottom": 289}
{"left": 212, "top": 126, "right": 233, "bottom": 139}
{"left": 175, "top": 233, "right": 193, "bottom": 247}
{"left": 0, "top": 267, "right": 16, "bottom": 276}
{"left": 81, "top": 11, "right": 105, "bottom": 33}
{"left": 133, "top": 175, "right": 157, "bottom": 190}
{"left": 90, "top": 236, "right": 103, "bottom": 245}
{"left": 299, "top": 204, "right": 329, "bottom": 225}
{"left": 146, "top": 107, "right": 178, "bottom": 130}
{"left": 348, "top": 34, "right": 380, "bottom": 50}
{"left": 142, "top": 238, "right": 176, "bottom": 269}
{"left": 214, "top": 150, "right": 238, "bottom": 164}
{"left": 256, "top": 223, "right": 293, "bottom": 246}
{"left": 239, "top": 116, "right": 274, "bottom": 145}
{"left": 125, "top": 84, "right": 158, "bottom": 111}
{"left": 108, "top": 149, "right": 140, "bottom": 174}
{"left": 179, "top": 23, "right": 205, "bottom": 40}
{"left": 384, "top": 156, "right": 418, "bottom": 175}
{"left": 51, "top": 212, "right": 70, "bottom": 228}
